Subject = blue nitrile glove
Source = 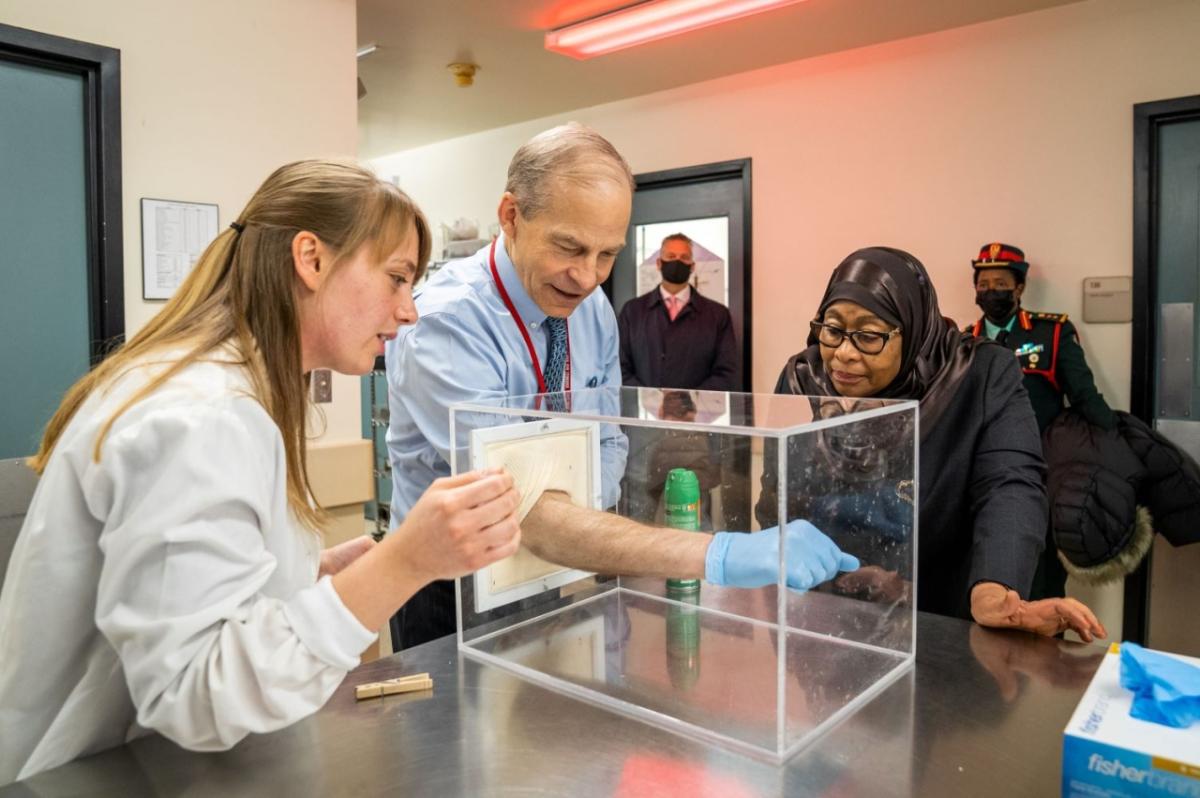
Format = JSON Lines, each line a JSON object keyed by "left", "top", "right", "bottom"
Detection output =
{"left": 1120, "top": 642, "right": 1200, "bottom": 729}
{"left": 704, "top": 520, "right": 860, "bottom": 591}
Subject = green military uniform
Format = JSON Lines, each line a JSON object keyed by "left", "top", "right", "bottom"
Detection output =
{"left": 964, "top": 309, "right": 1116, "bottom": 434}
{"left": 968, "top": 242, "right": 1116, "bottom": 603}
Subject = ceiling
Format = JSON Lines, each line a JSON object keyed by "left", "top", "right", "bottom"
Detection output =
{"left": 356, "top": 0, "right": 1082, "bottom": 159}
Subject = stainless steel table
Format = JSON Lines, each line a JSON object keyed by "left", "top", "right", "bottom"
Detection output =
{"left": 1, "top": 612, "right": 1103, "bottom": 797}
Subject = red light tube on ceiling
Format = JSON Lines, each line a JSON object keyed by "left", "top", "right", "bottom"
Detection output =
{"left": 545, "top": 0, "right": 806, "bottom": 60}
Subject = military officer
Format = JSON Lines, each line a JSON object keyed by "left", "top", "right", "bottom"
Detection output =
{"left": 966, "top": 242, "right": 1117, "bottom": 600}
{"left": 967, "top": 242, "right": 1115, "bottom": 433}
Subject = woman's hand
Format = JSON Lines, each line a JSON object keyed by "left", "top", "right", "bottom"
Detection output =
{"left": 391, "top": 467, "right": 522, "bottom": 583}
{"left": 318, "top": 535, "right": 376, "bottom": 579}
{"left": 970, "top": 581, "right": 1107, "bottom": 643}
{"left": 329, "top": 468, "right": 521, "bottom": 633}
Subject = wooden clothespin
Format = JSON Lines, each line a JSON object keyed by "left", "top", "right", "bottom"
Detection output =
{"left": 354, "top": 672, "right": 434, "bottom": 701}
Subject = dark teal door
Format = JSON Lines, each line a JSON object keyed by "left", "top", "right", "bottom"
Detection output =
{"left": 0, "top": 59, "right": 91, "bottom": 459}
{"left": 0, "top": 24, "right": 123, "bottom": 463}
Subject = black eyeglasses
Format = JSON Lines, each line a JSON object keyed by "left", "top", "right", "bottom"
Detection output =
{"left": 810, "top": 320, "right": 901, "bottom": 355}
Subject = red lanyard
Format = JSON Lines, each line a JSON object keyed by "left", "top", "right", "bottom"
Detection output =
{"left": 488, "top": 238, "right": 571, "bottom": 393}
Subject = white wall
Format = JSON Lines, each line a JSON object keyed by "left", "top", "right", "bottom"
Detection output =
{"left": 1, "top": 0, "right": 364, "bottom": 442}
{"left": 372, "top": 0, "right": 1199, "bottom": 407}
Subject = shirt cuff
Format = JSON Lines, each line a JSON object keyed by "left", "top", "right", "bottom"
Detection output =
{"left": 968, "top": 578, "right": 1022, "bottom": 600}
{"left": 283, "top": 576, "right": 377, "bottom": 670}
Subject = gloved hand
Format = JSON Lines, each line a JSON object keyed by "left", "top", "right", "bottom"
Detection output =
{"left": 704, "top": 520, "right": 860, "bottom": 591}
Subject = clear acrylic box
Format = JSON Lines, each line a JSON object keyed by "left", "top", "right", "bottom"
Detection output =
{"left": 452, "top": 387, "right": 917, "bottom": 763}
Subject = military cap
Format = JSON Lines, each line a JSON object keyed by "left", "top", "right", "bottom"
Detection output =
{"left": 972, "top": 242, "right": 1029, "bottom": 280}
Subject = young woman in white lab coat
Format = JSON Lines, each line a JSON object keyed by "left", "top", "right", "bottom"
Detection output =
{"left": 0, "top": 160, "right": 522, "bottom": 784}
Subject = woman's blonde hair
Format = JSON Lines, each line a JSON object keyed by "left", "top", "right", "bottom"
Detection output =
{"left": 29, "top": 159, "right": 431, "bottom": 531}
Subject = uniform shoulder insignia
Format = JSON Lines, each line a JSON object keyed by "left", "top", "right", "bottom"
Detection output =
{"left": 1031, "top": 311, "right": 1068, "bottom": 323}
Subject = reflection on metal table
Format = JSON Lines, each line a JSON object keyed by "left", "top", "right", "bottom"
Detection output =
{"left": 1, "top": 611, "right": 1104, "bottom": 797}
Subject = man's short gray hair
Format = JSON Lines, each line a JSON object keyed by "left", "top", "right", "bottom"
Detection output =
{"left": 505, "top": 123, "right": 635, "bottom": 218}
{"left": 661, "top": 232, "right": 693, "bottom": 249}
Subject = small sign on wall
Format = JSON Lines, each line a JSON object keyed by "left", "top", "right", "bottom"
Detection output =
{"left": 1082, "top": 276, "right": 1132, "bottom": 323}
{"left": 141, "top": 198, "right": 219, "bottom": 300}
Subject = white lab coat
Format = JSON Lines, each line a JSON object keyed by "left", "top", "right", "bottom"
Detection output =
{"left": 0, "top": 351, "right": 375, "bottom": 784}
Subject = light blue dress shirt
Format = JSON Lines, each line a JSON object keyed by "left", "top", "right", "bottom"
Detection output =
{"left": 385, "top": 233, "right": 627, "bottom": 524}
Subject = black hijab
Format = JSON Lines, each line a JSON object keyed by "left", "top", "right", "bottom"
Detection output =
{"left": 782, "top": 246, "right": 985, "bottom": 439}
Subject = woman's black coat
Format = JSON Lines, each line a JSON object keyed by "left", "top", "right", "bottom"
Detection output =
{"left": 761, "top": 343, "right": 1049, "bottom": 619}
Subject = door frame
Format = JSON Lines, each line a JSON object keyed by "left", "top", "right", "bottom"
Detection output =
{"left": 0, "top": 23, "right": 124, "bottom": 361}
{"left": 610, "top": 158, "right": 753, "bottom": 391}
{"left": 1125, "top": 93, "right": 1200, "bottom": 644}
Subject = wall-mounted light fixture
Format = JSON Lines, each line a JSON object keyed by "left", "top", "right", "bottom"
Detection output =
{"left": 545, "top": 0, "right": 805, "bottom": 60}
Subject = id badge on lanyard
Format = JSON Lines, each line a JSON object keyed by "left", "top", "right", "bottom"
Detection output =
{"left": 488, "top": 238, "right": 571, "bottom": 394}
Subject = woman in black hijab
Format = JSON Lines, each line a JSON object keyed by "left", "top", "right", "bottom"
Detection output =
{"left": 767, "top": 246, "right": 1105, "bottom": 641}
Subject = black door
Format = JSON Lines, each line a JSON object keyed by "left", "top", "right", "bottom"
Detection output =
{"left": 605, "top": 159, "right": 751, "bottom": 392}
{"left": 1128, "top": 94, "right": 1200, "bottom": 655}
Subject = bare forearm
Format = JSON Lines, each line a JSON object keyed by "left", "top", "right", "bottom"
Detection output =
{"left": 523, "top": 492, "right": 709, "bottom": 579}
{"left": 330, "top": 535, "right": 427, "bottom": 633}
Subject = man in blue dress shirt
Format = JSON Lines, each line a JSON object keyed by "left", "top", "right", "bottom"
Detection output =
{"left": 385, "top": 124, "right": 859, "bottom": 649}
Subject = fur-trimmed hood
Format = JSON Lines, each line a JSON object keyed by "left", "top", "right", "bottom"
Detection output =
{"left": 1044, "top": 410, "right": 1200, "bottom": 585}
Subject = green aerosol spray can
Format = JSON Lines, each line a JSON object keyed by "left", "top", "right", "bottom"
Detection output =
{"left": 664, "top": 467, "right": 701, "bottom": 592}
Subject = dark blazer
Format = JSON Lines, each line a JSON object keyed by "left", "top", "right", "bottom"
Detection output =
{"left": 618, "top": 287, "right": 739, "bottom": 391}
{"left": 759, "top": 342, "right": 1048, "bottom": 619}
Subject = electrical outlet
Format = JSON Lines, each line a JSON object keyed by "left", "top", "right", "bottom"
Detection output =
{"left": 312, "top": 369, "right": 333, "bottom": 403}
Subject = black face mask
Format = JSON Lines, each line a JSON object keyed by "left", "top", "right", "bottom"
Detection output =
{"left": 976, "top": 289, "right": 1017, "bottom": 323}
{"left": 661, "top": 260, "right": 692, "bottom": 285}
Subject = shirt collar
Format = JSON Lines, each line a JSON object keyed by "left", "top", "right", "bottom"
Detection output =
{"left": 983, "top": 313, "right": 1017, "bottom": 340}
{"left": 659, "top": 284, "right": 692, "bottom": 306}
{"left": 493, "top": 232, "right": 548, "bottom": 326}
